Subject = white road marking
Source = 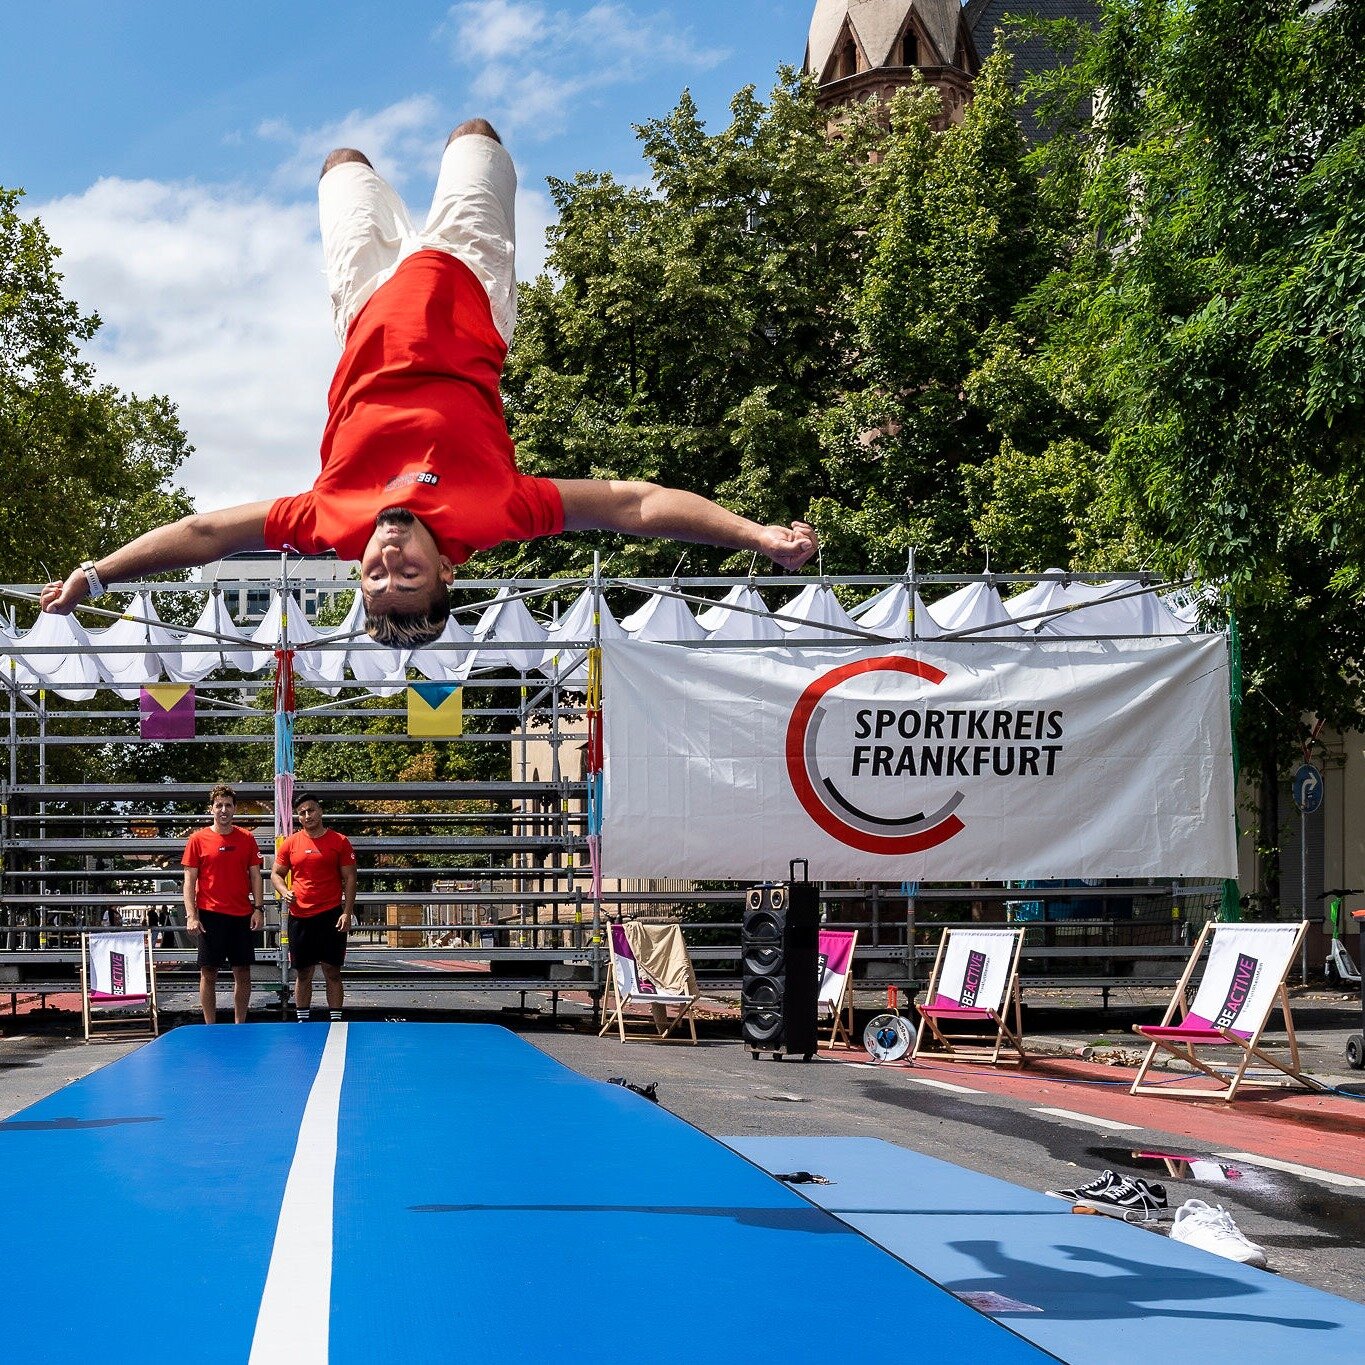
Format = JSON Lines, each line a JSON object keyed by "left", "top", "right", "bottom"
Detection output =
{"left": 249, "top": 1023, "right": 348, "bottom": 1364}
{"left": 1032, "top": 1106, "right": 1142, "bottom": 1133}
{"left": 1214, "top": 1151, "right": 1365, "bottom": 1190}
{"left": 901, "top": 1076, "right": 983, "bottom": 1095}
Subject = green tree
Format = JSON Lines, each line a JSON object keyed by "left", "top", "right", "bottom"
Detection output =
{"left": 497, "top": 74, "right": 872, "bottom": 578}
{"left": 817, "top": 55, "right": 1070, "bottom": 572}
{"left": 1017, "top": 0, "right": 1365, "bottom": 901}
{"left": 0, "top": 188, "right": 193, "bottom": 589}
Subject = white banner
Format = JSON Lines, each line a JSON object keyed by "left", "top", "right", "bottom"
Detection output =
{"left": 932, "top": 930, "right": 1017, "bottom": 1013}
{"left": 87, "top": 931, "right": 149, "bottom": 998}
{"left": 1188, "top": 924, "right": 1302, "bottom": 1035}
{"left": 601, "top": 637, "right": 1236, "bottom": 880}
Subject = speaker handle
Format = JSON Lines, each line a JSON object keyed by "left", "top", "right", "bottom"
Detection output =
{"left": 790, "top": 858, "right": 809, "bottom": 884}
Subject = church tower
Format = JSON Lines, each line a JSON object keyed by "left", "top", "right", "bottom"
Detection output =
{"left": 805, "top": 1, "right": 980, "bottom": 126}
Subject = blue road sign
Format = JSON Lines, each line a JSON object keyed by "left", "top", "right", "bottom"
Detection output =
{"left": 1293, "top": 762, "right": 1324, "bottom": 814}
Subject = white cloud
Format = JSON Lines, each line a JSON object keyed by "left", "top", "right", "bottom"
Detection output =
{"left": 37, "top": 177, "right": 335, "bottom": 514}
{"left": 33, "top": 161, "right": 558, "bottom": 514}
{"left": 256, "top": 94, "right": 447, "bottom": 192}
{"left": 443, "top": 1, "right": 730, "bottom": 137}
{"left": 453, "top": 0, "right": 546, "bottom": 61}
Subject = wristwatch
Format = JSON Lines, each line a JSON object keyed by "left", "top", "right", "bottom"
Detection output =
{"left": 78, "top": 560, "right": 104, "bottom": 597}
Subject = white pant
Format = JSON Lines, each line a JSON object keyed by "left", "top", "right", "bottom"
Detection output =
{"left": 318, "top": 133, "right": 517, "bottom": 346}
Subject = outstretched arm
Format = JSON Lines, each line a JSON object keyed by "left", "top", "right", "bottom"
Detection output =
{"left": 40, "top": 501, "right": 275, "bottom": 613}
{"left": 550, "top": 479, "right": 817, "bottom": 571}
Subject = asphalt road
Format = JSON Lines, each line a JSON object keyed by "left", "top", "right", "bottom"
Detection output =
{"left": 3, "top": 994, "right": 1362, "bottom": 1305}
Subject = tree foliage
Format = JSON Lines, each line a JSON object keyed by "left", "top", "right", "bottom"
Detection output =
{"left": 1015, "top": 0, "right": 1365, "bottom": 894}
{"left": 819, "top": 56, "right": 1077, "bottom": 571}
{"left": 0, "top": 188, "right": 194, "bottom": 590}
{"left": 498, "top": 74, "right": 873, "bottom": 578}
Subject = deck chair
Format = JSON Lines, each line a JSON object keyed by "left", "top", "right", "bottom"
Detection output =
{"left": 599, "top": 921, "right": 698, "bottom": 1044}
{"left": 82, "top": 929, "right": 159, "bottom": 1042}
{"left": 817, "top": 929, "right": 858, "bottom": 1049}
{"left": 1129, "top": 921, "right": 1319, "bottom": 1101}
{"left": 913, "top": 927, "right": 1027, "bottom": 1066}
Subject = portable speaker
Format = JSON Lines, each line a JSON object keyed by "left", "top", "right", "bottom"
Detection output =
{"left": 742, "top": 861, "right": 819, "bottom": 1060}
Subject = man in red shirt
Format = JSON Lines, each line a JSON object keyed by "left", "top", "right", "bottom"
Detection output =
{"left": 271, "top": 792, "right": 357, "bottom": 1023}
{"left": 40, "top": 119, "right": 818, "bottom": 640}
{"left": 182, "top": 784, "right": 264, "bottom": 1024}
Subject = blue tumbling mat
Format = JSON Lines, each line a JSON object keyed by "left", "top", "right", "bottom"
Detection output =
{"left": 732, "top": 1136, "right": 1365, "bottom": 1365}
{"left": 1, "top": 1025, "right": 1058, "bottom": 1364}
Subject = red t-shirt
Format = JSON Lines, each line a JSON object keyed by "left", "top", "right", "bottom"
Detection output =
{"left": 274, "top": 828, "right": 357, "bottom": 917}
{"left": 181, "top": 826, "right": 262, "bottom": 916}
{"left": 264, "top": 250, "right": 563, "bottom": 564}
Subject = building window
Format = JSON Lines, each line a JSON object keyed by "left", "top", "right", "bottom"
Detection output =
{"left": 244, "top": 587, "right": 273, "bottom": 620}
{"left": 902, "top": 32, "right": 919, "bottom": 67}
{"left": 837, "top": 37, "right": 857, "bottom": 79}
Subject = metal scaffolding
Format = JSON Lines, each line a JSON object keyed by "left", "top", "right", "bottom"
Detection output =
{"left": 0, "top": 563, "right": 1222, "bottom": 1010}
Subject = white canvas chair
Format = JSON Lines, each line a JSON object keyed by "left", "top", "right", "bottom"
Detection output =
{"left": 599, "top": 921, "right": 698, "bottom": 1044}
{"left": 818, "top": 929, "right": 858, "bottom": 1049}
{"left": 1130, "top": 921, "right": 1320, "bottom": 1102}
{"left": 81, "top": 929, "right": 159, "bottom": 1042}
{"left": 912, "top": 927, "right": 1028, "bottom": 1066}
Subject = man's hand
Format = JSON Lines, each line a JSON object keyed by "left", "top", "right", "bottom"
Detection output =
{"left": 337, "top": 911, "right": 354, "bottom": 933}
{"left": 187, "top": 915, "right": 204, "bottom": 936}
{"left": 40, "top": 571, "right": 91, "bottom": 615}
{"left": 251, "top": 909, "right": 264, "bottom": 932}
{"left": 761, "top": 521, "right": 818, "bottom": 572}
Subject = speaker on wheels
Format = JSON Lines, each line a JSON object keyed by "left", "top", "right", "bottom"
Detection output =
{"left": 742, "top": 859, "right": 820, "bottom": 1061}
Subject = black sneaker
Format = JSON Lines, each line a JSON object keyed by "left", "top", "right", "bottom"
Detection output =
{"left": 1078, "top": 1175, "right": 1168, "bottom": 1222}
{"left": 1132, "top": 1176, "right": 1168, "bottom": 1208}
{"left": 1046, "top": 1169, "right": 1124, "bottom": 1202}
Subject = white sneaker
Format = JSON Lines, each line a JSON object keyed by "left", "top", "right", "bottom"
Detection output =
{"left": 1169, "top": 1199, "right": 1268, "bottom": 1268}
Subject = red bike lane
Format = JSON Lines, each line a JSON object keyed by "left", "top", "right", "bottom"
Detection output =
{"left": 828, "top": 1049, "right": 1365, "bottom": 1180}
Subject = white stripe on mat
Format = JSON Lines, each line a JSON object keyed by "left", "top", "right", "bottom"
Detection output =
{"left": 250, "top": 1023, "right": 348, "bottom": 1364}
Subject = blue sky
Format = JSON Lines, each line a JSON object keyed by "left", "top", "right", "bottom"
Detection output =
{"left": 1, "top": 0, "right": 816, "bottom": 511}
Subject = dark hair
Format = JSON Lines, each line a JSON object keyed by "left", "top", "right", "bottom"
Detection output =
{"left": 208, "top": 784, "right": 237, "bottom": 806}
{"left": 362, "top": 585, "right": 452, "bottom": 648}
{"left": 292, "top": 791, "right": 322, "bottom": 812}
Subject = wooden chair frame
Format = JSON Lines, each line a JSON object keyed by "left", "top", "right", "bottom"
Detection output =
{"left": 82, "top": 928, "right": 160, "bottom": 1043}
{"left": 912, "top": 927, "right": 1028, "bottom": 1067}
{"left": 598, "top": 923, "right": 698, "bottom": 1045}
{"left": 1129, "top": 920, "right": 1320, "bottom": 1102}
{"left": 818, "top": 929, "right": 858, "bottom": 1050}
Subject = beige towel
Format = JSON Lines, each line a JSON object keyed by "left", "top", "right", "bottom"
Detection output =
{"left": 623, "top": 920, "right": 698, "bottom": 1007}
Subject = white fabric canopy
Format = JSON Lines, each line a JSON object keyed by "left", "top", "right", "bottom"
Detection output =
{"left": 774, "top": 584, "right": 861, "bottom": 641}
{"left": 85, "top": 593, "right": 179, "bottom": 700}
{"left": 470, "top": 589, "right": 548, "bottom": 673}
{"left": 1, "top": 579, "right": 1199, "bottom": 695}
{"left": 167, "top": 593, "right": 254, "bottom": 681}
{"left": 619, "top": 590, "right": 704, "bottom": 642}
{"left": 698, "top": 585, "right": 784, "bottom": 642}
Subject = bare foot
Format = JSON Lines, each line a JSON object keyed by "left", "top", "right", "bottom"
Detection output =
{"left": 761, "top": 520, "right": 818, "bottom": 571}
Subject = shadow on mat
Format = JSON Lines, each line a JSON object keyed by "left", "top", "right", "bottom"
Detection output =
{"left": 411, "top": 1204, "right": 845, "bottom": 1234}
{"left": 0, "top": 1115, "right": 163, "bottom": 1131}
{"left": 946, "top": 1239, "right": 1339, "bottom": 1330}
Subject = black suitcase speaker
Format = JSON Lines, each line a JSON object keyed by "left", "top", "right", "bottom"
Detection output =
{"left": 742, "top": 859, "right": 820, "bottom": 1060}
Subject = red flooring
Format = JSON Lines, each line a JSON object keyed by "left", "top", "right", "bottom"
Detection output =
{"left": 829, "top": 1049, "right": 1365, "bottom": 1179}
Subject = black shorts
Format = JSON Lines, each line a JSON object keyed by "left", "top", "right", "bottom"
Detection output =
{"left": 289, "top": 910, "right": 348, "bottom": 971}
{"left": 197, "top": 910, "right": 256, "bottom": 969}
